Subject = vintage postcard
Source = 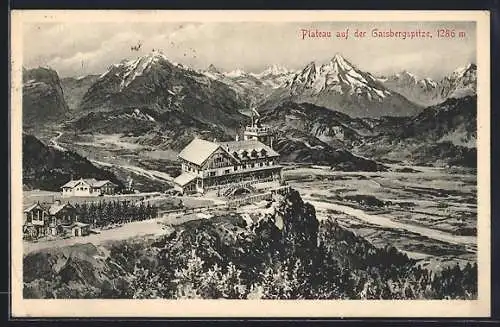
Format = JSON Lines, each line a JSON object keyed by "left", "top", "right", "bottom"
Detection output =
{"left": 10, "top": 10, "right": 491, "bottom": 317}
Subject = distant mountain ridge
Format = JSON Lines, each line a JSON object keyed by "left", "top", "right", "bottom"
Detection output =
{"left": 199, "top": 64, "right": 296, "bottom": 104}
{"left": 380, "top": 63, "right": 477, "bottom": 106}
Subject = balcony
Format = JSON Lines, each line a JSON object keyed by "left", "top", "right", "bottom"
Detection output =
{"left": 201, "top": 162, "right": 281, "bottom": 178}
{"left": 31, "top": 219, "right": 45, "bottom": 226}
{"left": 244, "top": 126, "right": 271, "bottom": 134}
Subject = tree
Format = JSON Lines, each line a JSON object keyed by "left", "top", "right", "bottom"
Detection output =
{"left": 173, "top": 250, "right": 206, "bottom": 299}
{"left": 218, "top": 262, "right": 248, "bottom": 299}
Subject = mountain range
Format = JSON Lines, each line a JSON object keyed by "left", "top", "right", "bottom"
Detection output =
{"left": 199, "top": 63, "right": 295, "bottom": 105}
{"left": 259, "top": 54, "right": 423, "bottom": 118}
{"left": 21, "top": 52, "right": 477, "bottom": 190}
{"left": 380, "top": 63, "right": 477, "bottom": 107}
{"left": 78, "top": 53, "right": 246, "bottom": 131}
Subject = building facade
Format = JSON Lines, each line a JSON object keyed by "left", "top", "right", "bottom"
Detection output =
{"left": 174, "top": 124, "right": 282, "bottom": 195}
{"left": 61, "top": 178, "right": 117, "bottom": 197}
{"left": 70, "top": 222, "right": 91, "bottom": 237}
{"left": 23, "top": 201, "right": 79, "bottom": 239}
{"left": 23, "top": 202, "right": 50, "bottom": 238}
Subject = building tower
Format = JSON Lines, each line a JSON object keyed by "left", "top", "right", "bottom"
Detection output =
{"left": 243, "top": 106, "right": 274, "bottom": 148}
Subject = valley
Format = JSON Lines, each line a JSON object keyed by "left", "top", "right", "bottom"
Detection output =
{"left": 25, "top": 129, "right": 478, "bottom": 271}
{"left": 284, "top": 165, "right": 477, "bottom": 270}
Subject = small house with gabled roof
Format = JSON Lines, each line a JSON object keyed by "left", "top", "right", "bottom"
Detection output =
{"left": 61, "top": 178, "right": 117, "bottom": 197}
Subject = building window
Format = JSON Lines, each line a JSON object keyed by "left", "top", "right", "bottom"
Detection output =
{"left": 234, "top": 165, "right": 238, "bottom": 171}
{"left": 224, "top": 169, "right": 230, "bottom": 175}
{"left": 251, "top": 163, "right": 255, "bottom": 168}
{"left": 209, "top": 172, "right": 216, "bottom": 177}
{"left": 260, "top": 162, "right": 263, "bottom": 167}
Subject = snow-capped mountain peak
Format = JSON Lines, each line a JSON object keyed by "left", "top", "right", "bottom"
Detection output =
{"left": 264, "top": 53, "right": 421, "bottom": 117}
{"left": 225, "top": 68, "right": 247, "bottom": 78}
{"left": 452, "top": 62, "right": 476, "bottom": 78}
{"left": 418, "top": 77, "right": 438, "bottom": 89}
{"left": 98, "top": 52, "right": 174, "bottom": 90}
{"left": 398, "top": 70, "right": 417, "bottom": 80}
{"left": 255, "top": 64, "right": 291, "bottom": 77}
{"left": 331, "top": 53, "right": 353, "bottom": 71}
{"left": 443, "top": 62, "right": 477, "bottom": 99}
{"left": 287, "top": 54, "right": 392, "bottom": 100}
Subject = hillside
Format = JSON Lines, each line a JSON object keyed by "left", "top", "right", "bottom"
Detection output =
{"left": 22, "top": 67, "right": 69, "bottom": 127}
{"left": 67, "top": 107, "right": 234, "bottom": 153}
{"left": 23, "top": 190, "right": 477, "bottom": 299}
{"left": 355, "top": 96, "right": 477, "bottom": 167}
{"left": 261, "top": 101, "right": 374, "bottom": 148}
{"left": 272, "top": 130, "right": 386, "bottom": 171}
{"left": 257, "top": 101, "right": 386, "bottom": 171}
{"left": 60, "top": 75, "right": 99, "bottom": 111}
{"left": 23, "top": 133, "right": 123, "bottom": 191}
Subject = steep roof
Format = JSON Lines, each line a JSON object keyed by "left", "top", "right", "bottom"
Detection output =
{"left": 91, "top": 180, "right": 116, "bottom": 187}
{"left": 23, "top": 202, "right": 45, "bottom": 213}
{"left": 178, "top": 138, "right": 221, "bottom": 166}
{"left": 61, "top": 178, "right": 115, "bottom": 189}
{"left": 173, "top": 172, "right": 198, "bottom": 186}
{"left": 48, "top": 202, "right": 74, "bottom": 215}
{"left": 220, "top": 139, "right": 279, "bottom": 159}
{"left": 61, "top": 180, "right": 81, "bottom": 188}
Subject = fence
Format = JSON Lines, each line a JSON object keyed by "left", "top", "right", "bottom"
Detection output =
{"left": 158, "top": 185, "right": 292, "bottom": 218}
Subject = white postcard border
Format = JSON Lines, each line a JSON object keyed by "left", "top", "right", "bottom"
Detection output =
{"left": 10, "top": 9, "right": 491, "bottom": 318}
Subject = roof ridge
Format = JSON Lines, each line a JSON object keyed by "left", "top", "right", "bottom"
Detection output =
{"left": 178, "top": 138, "right": 221, "bottom": 166}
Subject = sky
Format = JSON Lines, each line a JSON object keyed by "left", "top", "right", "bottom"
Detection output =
{"left": 22, "top": 21, "right": 476, "bottom": 79}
